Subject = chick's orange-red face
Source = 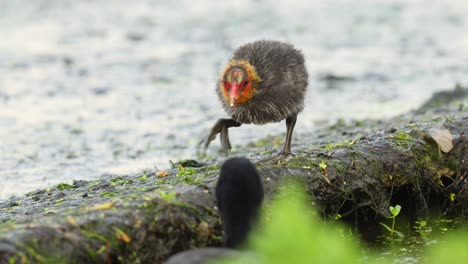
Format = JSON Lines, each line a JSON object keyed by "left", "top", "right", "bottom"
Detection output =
{"left": 222, "top": 66, "right": 252, "bottom": 106}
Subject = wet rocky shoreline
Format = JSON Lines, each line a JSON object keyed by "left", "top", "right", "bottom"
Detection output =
{"left": 0, "top": 87, "right": 466, "bottom": 263}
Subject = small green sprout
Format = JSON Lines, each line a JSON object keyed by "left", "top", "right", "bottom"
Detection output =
{"left": 319, "top": 161, "right": 327, "bottom": 170}
{"left": 138, "top": 175, "right": 148, "bottom": 181}
{"left": 380, "top": 205, "right": 404, "bottom": 241}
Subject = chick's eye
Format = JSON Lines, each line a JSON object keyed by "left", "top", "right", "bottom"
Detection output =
{"left": 243, "top": 80, "right": 249, "bottom": 86}
{"left": 223, "top": 80, "right": 228, "bottom": 87}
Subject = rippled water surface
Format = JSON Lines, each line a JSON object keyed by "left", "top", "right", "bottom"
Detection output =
{"left": 1, "top": 0, "right": 467, "bottom": 199}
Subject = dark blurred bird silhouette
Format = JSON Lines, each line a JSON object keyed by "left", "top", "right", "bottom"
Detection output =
{"left": 165, "top": 157, "right": 264, "bottom": 264}
{"left": 203, "top": 40, "right": 308, "bottom": 162}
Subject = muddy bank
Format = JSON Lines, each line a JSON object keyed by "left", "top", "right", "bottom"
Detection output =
{"left": 0, "top": 86, "right": 467, "bottom": 263}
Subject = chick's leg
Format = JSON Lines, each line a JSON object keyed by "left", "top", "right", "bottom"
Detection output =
{"left": 282, "top": 114, "right": 297, "bottom": 154}
{"left": 203, "top": 119, "right": 241, "bottom": 151}
{"left": 258, "top": 113, "right": 297, "bottom": 164}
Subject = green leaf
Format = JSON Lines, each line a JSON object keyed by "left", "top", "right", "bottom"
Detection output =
{"left": 393, "top": 230, "right": 405, "bottom": 238}
{"left": 379, "top": 222, "right": 393, "bottom": 233}
{"left": 319, "top": 160, "right": 327, "bottom": 170}
{"left": 56, "top": 183, "right": 74, "bottom": 191}
{"left": 389, "top": 205, "right": 401, "bottom": 217}
{"left": 138, "top": 175, "right": 148, "bottom": 181}
{"left": 450, "top": 193, "right": 456, "bottom": 202}
{"left": 418, "top": 220, "right": 427, "bottom": 229}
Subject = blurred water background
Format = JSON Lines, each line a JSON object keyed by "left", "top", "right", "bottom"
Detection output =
{"left": 0, "top": 0, "right": 467, "bottom": 200}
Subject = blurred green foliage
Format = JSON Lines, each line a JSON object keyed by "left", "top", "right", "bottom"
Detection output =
{"left": 422, "top": 230, "right": 468, "bottom": 264}
{"left": 218, "top": 180, "right": 467, "bottom": 264}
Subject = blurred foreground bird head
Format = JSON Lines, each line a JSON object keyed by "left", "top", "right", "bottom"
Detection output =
{"left": 216, "top": 157, "right": 264, "bottom": 248}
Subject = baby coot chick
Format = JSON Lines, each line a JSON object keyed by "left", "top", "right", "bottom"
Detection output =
{"left": 165, "top": 157, "right": 264, "bottom": 264}
{"left": 204, "top": 40, "right": 309, "bottom": 162}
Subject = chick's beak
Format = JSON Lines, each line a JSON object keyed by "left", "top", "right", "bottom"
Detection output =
{"left": 229, "top": 83, "right": 241, "bottom": 107}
